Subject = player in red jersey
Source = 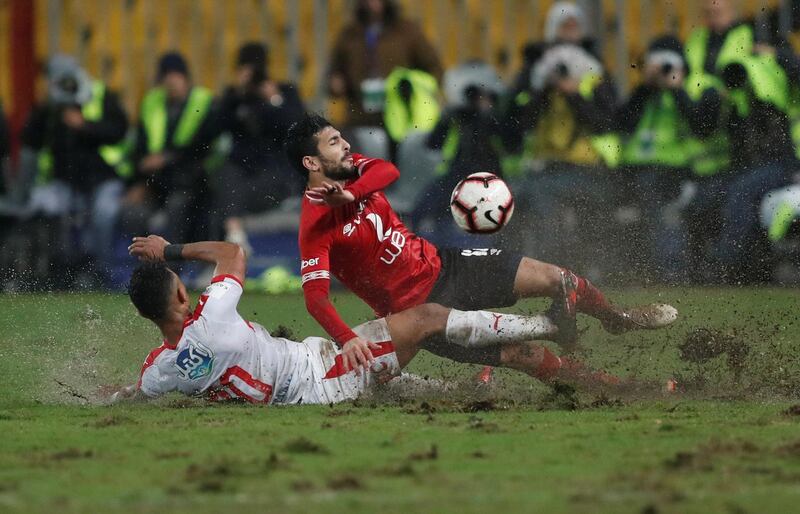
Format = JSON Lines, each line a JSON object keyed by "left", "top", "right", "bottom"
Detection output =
{"left": 286, "top": 114, "right": 677, "bottom": 373}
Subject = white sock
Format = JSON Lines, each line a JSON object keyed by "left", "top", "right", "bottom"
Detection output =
{"left": 445, "top": 310, "right": 557, "bottom": 348}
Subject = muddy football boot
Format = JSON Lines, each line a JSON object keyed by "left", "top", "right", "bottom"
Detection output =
{"left": 600, "top": 304, "right": 678, "bottom": 335}
{"left": 546, "top": 270, "right": 578, "bottom": 348}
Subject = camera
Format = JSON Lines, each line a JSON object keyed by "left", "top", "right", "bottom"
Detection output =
{"left": 646, "top": 50, "right": 684, "bottom": 78}
{"left": 48, "top": 70, "right": 91, "bottom": 106}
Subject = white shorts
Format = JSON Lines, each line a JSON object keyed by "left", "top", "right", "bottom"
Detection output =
{"left": 299, "top": 318, "right": 400, "bottom": 405}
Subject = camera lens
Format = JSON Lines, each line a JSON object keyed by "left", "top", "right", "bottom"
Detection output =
{"left": 57, "top": 75, "right": 79, "bottom": 95}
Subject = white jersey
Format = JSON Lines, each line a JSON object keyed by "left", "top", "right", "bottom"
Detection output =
{"left": 137, "top": 274, "right": 400, "bottom": 405}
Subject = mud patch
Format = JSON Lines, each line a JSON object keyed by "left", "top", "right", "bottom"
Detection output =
{"left": 408, "top": 444, "right": 438, "bottom": 461}
{"left": 679, "top": 328, "right": 750, "bottom": 373}
{"left": 85, "top": 414, "right": 136, "bottom": 428}
{"left": 49, "top": 448, "right": 94, "bottom": 461}
{"left": 291, "top": 479, "right": 315, "bottom": 491}
{"left": 155, "top": 450, "right": 192, "bottom": 460}
{"left": 284, "top": 437, "right": 329, "bottom": 454}
{"left": 378, "top": 462, "right": 417, "bottom": 477}
{"left": 782, "top": 405, "right": 800, "bottom": 416}
{"left": 327, "top": 475, "right": 363, "bottom": 490}
{"left": 467, "top": 415, "right": 501, "bottom": 433}
{"left": 663, "top": 439, "right": 760, "bottom": 471}
{"left": 462, "top": 399, "right": 497, "bottom": 412}
{"left": 539, "top": 382, "right": 580, "bottom": 411}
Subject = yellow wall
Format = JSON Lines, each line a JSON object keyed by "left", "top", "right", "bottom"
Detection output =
{"left": 0, "top": 0, "right": 785, "bottom": 119}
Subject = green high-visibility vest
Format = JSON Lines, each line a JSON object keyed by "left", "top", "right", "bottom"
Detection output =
{"left": 38, "top": 81, "right": 131, "bottom": 183}
{"left": 510, "top": 74, "right": 620, "bottom": 170}
{"left": 685, "top": 24, "right": 754, "bottom": 100}
{"left": 383, "top": 68, "right": 441, "bottom": 143}
{"left": 579, "top": 73, "right": 620, "bottom": 169}
{"left": 683, "top": 25, "right": 753, "bottom": 176}
{"left": 621, "top": 91, "right": 694, "bottom": 168}
{"left": 140, "top": 85, "right": 213, "bottom": 154}
{"left": 788, "top": 85, "right": 800, "bottom": 160}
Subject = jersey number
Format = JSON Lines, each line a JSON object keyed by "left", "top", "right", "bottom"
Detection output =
{"left": 212, "top": 366, "right": 273, "bottom": 404}
{"left": 367, "top": 213, "right": 406, "bottom": 265}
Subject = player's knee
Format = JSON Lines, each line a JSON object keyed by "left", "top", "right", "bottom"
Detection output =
{"left": 515, "top": 257, "right": 562, "bottom": 296}
{"left": 414, "top": 303, "right": 450, "bottom": 336}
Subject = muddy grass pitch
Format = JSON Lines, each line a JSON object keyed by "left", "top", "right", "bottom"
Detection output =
{"left": 1, "top": 288, "right": 800, "bottom": 513}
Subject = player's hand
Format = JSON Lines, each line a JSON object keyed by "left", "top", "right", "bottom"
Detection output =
{"left": 128, "top": 235, "right": 171, "bottom": 262}
{"left": 307, "top": 181, "right": 356, "bottom": 207}
{"left": 341, "top": 336, "right": 381, "bottom": 375}
{"left": 100, "top": 384, "right": 137, "bottom": 403}
{"left": 139, "top": 153, "right": 167, "bottom": 174}
{"left": 62, "top": 107, "right": 85, "bottom": 129}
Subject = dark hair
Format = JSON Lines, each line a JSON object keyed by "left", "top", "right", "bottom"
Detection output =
{"left": 355, "top": 0, "right": 398, "bottom": 26}
{"left": 128, "top": 262, "right": 176, "bottom": 321}
{"left": 237, "top": 42, "right": 269, "bottom": 84}
{"left": 284, "top": 113, "right": 333, "bottom": 180}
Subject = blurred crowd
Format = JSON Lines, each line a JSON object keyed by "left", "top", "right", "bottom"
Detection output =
{"left": 1, "top": 0, "right": 800, "bottom": 290}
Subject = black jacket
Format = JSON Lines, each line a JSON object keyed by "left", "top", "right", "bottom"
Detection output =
{"left": 615, "top": 85, "right": 719, "bottom": 139}
{"left": 22, "top": 90, "right": 128, "bottom": 191}
{"left": 219, "top": 82, "right": 305, "bottom": 174}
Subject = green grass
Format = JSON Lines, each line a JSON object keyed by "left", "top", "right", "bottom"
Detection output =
{"left": 2, "top": 288, "right": 800, "bottom": 513}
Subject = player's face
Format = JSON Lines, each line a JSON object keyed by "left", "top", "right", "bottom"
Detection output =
{"left": 315, "top": 126, "right": 358, "bottom": 181}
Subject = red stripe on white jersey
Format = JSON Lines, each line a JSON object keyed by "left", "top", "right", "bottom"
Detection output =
{"left": 136, "top": 341, "right": 175, "bottom": 390}
{"left": 211, "top": 274, "right": 244, "bottom": 287}
{"left": 217, "top": 366, "right": 273, "bottom": 403}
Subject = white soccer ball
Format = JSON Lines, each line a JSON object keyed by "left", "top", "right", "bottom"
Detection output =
{"left": 450, "top": 172, "right": 515, "bottom": 234}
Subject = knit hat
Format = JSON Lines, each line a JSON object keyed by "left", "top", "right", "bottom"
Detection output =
{"left": 156, "top": 52, "right": 189, "bottom": 81}
{"left": 544, "top": 2, "right": 588, "bottom": 43}
{"left": 47, "top": 54, "right": 92, "bottom": 105}
{"left": 645, "top": 35, "right": 687, "bottom": 72}
{"left": 237, "top": 42, "right": 268, "bottom": 69}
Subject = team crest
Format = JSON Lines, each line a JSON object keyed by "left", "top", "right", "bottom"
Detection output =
{"left": 175, "top": 341, "right": 215, "bottom": 381}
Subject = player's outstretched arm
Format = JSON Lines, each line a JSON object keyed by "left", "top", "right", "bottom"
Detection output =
{"left": 128, "top": 236, "right": 246, "bottom": 284}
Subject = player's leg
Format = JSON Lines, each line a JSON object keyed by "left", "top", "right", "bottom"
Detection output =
{"left": 387, "top": 304, "right": 561, "bottom": 366}
{"left": 384, "top": 303, "right": 450, "bottom": 367}
{"left": 385, "top": 303, "right": 619, "bottom": 388}
{"left": 513, "top": 257, "right": 678, "bottom": 336}
{"left": 498, "top": 342, "right": 620, "bottom": 388}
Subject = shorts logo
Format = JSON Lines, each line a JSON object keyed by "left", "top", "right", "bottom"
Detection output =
{"left": 460, "top": 248, "right": 501, "bottom": 257}
{"left": 175, "top": 341, "right": 214, "bottom": 381}
{"left": 301, "top": 257, "right": 320, "bottom": 269}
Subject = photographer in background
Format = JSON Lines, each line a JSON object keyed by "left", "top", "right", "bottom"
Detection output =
{"left": 214, "top": 42, "right": 305, "bottom": 252}
{"left": 21, "top": 54, "right": 128, "bottom": 288}
{"left": 616, "top": 36, "right": 719, "bottom": 283}
{"left": 411, "top": 62, "right": 505, "bottom": 240}
{"left": 504, "top": 1, "right": 619, "bottom": 277}
{"left": 685, "top": 51, "right": 796, "bottom": 283}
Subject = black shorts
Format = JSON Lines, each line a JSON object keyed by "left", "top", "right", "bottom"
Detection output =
{"left": 425, "top": 247, "right": 522, "bottom": 310}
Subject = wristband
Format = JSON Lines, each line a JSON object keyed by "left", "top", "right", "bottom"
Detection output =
{"left": 163, "top": 244, "right": 185, "bottom": 261}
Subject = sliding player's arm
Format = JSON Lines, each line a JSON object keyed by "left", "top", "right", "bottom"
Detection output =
{"left": 300, "top": 227, "right": 380, "bottom": 373}
{"left": 306, "top": 155, "right": 400, "bottom": 207}
{"left": 128, "top": 236, "right": 246, "bottom": 284}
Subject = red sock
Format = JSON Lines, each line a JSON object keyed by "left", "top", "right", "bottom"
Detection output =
{"left": 559, "top": 356, "right": 621, "bottom": 386}
{"left": 563, "top": 269, "right": 613, "bottom": 318}
{"left": 533, "top": 347, "right": 562, "bottom": 380}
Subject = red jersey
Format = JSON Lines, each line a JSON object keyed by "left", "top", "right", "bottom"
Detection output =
{"left": 299, "top": 154, "right": 441, "bottom": 343}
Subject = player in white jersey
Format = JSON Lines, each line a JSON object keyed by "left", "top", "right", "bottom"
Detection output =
{"left": 112, "top": 235, "right": 675, "bottom": 404}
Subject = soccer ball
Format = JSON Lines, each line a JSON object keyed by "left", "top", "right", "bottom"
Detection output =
{"left": 450, "top": 172, "right": 514, "bottom": 234}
